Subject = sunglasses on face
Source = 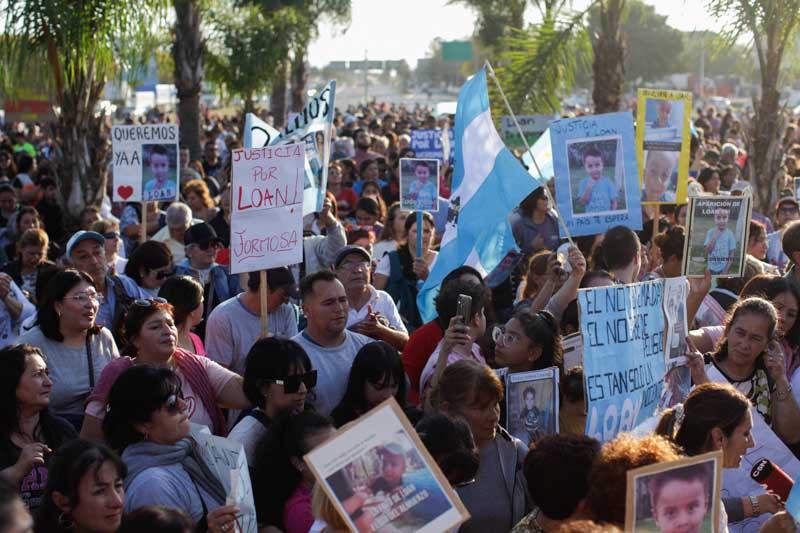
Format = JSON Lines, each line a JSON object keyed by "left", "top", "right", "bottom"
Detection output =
{"left": 133, "top": 297, "right": 168, "bottom": 307}
{"left": 163, "top": 392, "right": 185, "bottom": 414}
{"left": 196, "top": 241, "right": 221, "bottom": 251}
{"left": 272, "top": 370, "right": 317, "bottom": 394}
{"left": 152, "top": 268, "right": 175, "bottom": 280}
{"left": 102, "top": 231, "right": 120, "bottom": 240}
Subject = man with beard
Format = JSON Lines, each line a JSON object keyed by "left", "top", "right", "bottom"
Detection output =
{"left": 353, "top": 128, "right": 381, "bottom": 167}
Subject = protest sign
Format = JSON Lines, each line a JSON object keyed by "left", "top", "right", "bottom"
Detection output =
{"left": 111, "top": 124, "right": 179, "bottom": 202}
{"left": 663, "top": 276, "right": 689, "bottom": 369}
{"left": 501, "top": 115, "right": 551, "bottom": 150}
{"left": 305, "top": 398, "right": 469, "bottom": 533}
{"left": 243, "top": 80, "right": 336, "bottom": 215}
{"left": 190, "top": 427, "right": 257, "bottom": 533}
{"left": 625, "top": 451, "right": 723, "bottom": 533}
{"left": 636, "top": 89, "right": 692, "bottom": 204}
{"left": 400, "top": 158, "right": 440, "bottom": 211}
{"left": 579, "top": 279, "right": 665, "bottom": 443}
{"left": 410, "top": 129, "right": 455, "bottom": 164}
{"left": 505, "top": 367, "right": 559, "bottom": 447}
{"left": 562, "top": 332, "right": 583, "bottom": 372}
{"left": 230, "top": 145, "right": 304, "bottom": 274}
{"left": 522, "top": 128, "right": 554, "bottom": 181}
{"left": 794, "top": 177, "right": 800, "bottom": 201}
{"left": 550, "top": 112, "right": 642, "bottom": 238}
{"left": 682, "top": 195, "right": 751, "bottom": 278}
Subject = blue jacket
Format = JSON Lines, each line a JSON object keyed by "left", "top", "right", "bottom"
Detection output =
{"left": 175, "top": 259, "right": 241, "bottom": 318}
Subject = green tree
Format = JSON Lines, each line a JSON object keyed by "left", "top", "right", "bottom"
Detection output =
{"left": 1, "top": 0, "right": 166, "bottom": 216}
{"left": 447, "top": 0, "right": 526, "bottom": 54}
{"left": 707, "top": 0, "right": 800, "bottom": 212}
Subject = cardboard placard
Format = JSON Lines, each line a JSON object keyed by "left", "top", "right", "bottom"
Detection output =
{"left": 682, "top": 195, "right": 752, "bottom": 278}
{"left": 111, "top": 124, "right": 179, "bottom": 202}
{"left": 304, "top": 398, "right": 469, "bottom": 533}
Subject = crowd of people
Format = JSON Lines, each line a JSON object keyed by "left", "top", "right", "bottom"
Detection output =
{"left": 1, "top": 100, "right": 800, "bottom": 533}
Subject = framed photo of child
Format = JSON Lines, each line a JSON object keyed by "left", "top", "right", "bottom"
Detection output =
{"left": 625, "top": 450, "right": 723, "bottom": 533}
{"left": 550, "top": 112, "right": 642, "bottom": 238}
{"left": 141, "top": 143, "right": 178, "bottom": 202}
{"left": 505, "top": 367, "right": 559, "bottom": 447}
{"left": 304, "top": 398, "right": 469, "bottom": 533}
{"left": 400, "top": 158, "right": 440, "bottom": 212}
{"left": 682, "top": 196, "right": 752, "bottom": 278}
{"left": 636, "top": 89, "right": 692, "bottom": 205}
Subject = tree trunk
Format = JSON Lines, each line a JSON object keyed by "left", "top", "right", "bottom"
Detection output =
{"left": 244, "top": 91, "right": 255, "bottom": 115}
{"left": 271, "top": 59, "right": 289, "bottom": 129}
{"left": 173, "top": 0, "right": 204, "bottom": 160}
{"left": 592, "top": 0, "right": 626, "bottom": 114}
{"left": 748, "top": 58, "right": 784, "bottom": 215}
{"left": 290, "top": 50, "right": 307, "bottom": 113}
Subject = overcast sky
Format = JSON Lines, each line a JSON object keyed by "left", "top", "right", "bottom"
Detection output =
{"left": 307, "top": 0, "right": 719, "bottom": 68}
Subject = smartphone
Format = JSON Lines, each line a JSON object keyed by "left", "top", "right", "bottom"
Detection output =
{"left": 456, "top": 294, "right": 472, "bottom": 324}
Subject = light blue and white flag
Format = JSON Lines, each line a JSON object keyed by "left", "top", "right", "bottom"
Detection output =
{"left": 522, "top": 127, "right": 553, "bottom": 181}
{"left": 417, "top": 69, "right": 540, "bottom": 322}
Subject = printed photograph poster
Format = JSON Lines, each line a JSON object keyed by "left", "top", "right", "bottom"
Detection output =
{"left": 795, "top": 177, "right": 800, "bottom": 201}
{"left": 663, "top": 276, "right": 689, "bottom": 369}
{"left": 550, "top": 112, "right": 642, "bottom": 238}
{"left": 111, "top": 124, "right": 179, "bottom": 203}
{"left": 304, "top": 398, "right": 469, "bottom": 533}
{"left": 657, "top": 365, "right": 692, "bottom": 412}
{"left": 400, "top": 158, "right": 440, "bottom": 211}
{"left": 229, "top": 145, "right": 304, "bottom": 274}
{"left": 636, "top": 89, "right": 692, "bottom": 205}
{"left": 579, "top": 279, "right": 666, "bottom": 443}
{"left": 505, "top": 367, "right": 559, "bottom": 447}
{"left": 244, "top": 80, "right": 336, "bottom": 215}
{"left": 625, "top": 451, "right": 723, "bottom": 533}
{"left": 682, "top": 195, "right": 751, "bottom": 278}
{"left": 562, "top": 332, "right": 583, "bottom": 372}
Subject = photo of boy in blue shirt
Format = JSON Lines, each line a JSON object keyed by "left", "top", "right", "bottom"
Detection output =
{"left": 576, "top": 146, "right": 618, "bottom": 213}
{"left": 704, "top": 207, "right": 737, "bottom": 274}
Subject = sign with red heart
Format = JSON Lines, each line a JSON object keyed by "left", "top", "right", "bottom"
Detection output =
{"left": 111, "top": 124, "right": 179, "bottom": 203}
{"left": 117, "top": 185, "right": 133, "bottom": 200}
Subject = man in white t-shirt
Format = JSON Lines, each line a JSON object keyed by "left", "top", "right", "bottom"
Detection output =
{"left": 205, "top": 267, "right": 300, "bottom": 375}
{"left": 291, "top": 271, "right": 371, "bottom": 415}
{"left": 333, "top": 245, "right": 408, "bottom": 350}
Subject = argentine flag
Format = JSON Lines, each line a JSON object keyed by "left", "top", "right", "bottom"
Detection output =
{"left": 417, "top": 69, "right": 541, "bottom": 322}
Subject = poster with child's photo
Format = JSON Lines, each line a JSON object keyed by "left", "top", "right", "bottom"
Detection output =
{"left": 305, "top": 398, "right": 469, "bottom": 533}
{"left": 625, "top": 451, "right": 723, "bottom": 533}
{"left": 636, "top": 89, "right": 692, "bottom": 205}
{"left": 505, "top": 367, "right": 559, "bottom": 447}
{"left": 682, "top": 196, "right": 751, "bottom": 278}
{"left": 141, "top": 143, "right": 178, "bottom": 202}
{"left": 550, "top": 112, "right": 642, "bottom": 237}
{"left": 400, "top": 158, "right": 440, "bottom": 212}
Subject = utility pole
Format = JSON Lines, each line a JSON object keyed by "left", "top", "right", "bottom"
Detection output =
{"left": 699, "top": 36, "right": 705, "bottom": 104}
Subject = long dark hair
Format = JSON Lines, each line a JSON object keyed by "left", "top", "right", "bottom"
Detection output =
{"left": 514, "top": 310, "right": 562, "bottom": 370}
{"left": 252, "top": 411, "right": 332, "bottom": 529}
{"left": 656, "top": 383, "right": 750, "bottom": 456}
{"left": 158, "top": 276, "right": 202, "bottom": 328}
{"left": 741, "top": 274, "right": 800, "bottom": 345}
{"left": 102, "top": 365, "right": 182, "bottom": 452}
{"left": 331, "top": 341, "right": 407, "bottom": 426}
{"left": 35, "top": 439, "right": 126, "bottom": 533}
{"left": 243, "top": 338, "right": 313, "bottom": 409}
{"left": 124, "top": 241, "right": 172, "bottom": 285}
{"left": 0, "top": 345, "right": 66, "bottom": 448}
{"left": 37, "top": 269, "right": 100, "bottom": 341}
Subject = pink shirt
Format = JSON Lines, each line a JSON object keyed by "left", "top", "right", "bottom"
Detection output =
{"left": 419, "top": 340, "right": 486, "bottom": 398}
{"left": 85, "top": 354, "right": 237, "bottom": 431}
{"left": 282, "top": 485, "right": 313, "bottom": 533}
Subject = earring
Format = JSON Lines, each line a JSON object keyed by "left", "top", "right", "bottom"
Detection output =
{"left": 58, "top": 512, "right": 75, "bottom": 529}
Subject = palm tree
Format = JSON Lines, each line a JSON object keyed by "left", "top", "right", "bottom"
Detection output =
{"left": 591, "top": 0, "right": 626, "bottom": 113}
{"left": 173, "top": 0, "right": 204, "bottom": 160}
{"left": 2, "top": 0, "right": 166, "bottom": 216}
{"left": 707, "top": 0, "right": 800, "bottom": 214}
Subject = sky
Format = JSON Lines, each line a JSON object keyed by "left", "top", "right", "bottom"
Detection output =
{"left": 308, "top": 0, "right": 719, "bottom": 68}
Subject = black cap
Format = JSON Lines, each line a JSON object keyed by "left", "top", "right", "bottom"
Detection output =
{"left": 247, "top": 267, "right": 301, "bottom": 299}
{"left": 184, "top": 222, "right": 222, "bottom": 246}
{"left": 334, "top": 245, "right": 372, "bottom": 268}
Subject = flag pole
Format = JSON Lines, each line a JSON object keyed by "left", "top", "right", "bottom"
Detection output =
{"left": 484, "top": 60, "right": 575, "bottom": 247}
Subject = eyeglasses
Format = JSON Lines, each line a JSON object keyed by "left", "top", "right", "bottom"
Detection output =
{"left": 272, "top": 370, "right": 317, "bottom": 394}
{"left": 195, "top": 241, "right": 221, "bottom": 251}
{"left": 492, "top": 326, "right": 521, "bottom": 347}
{"left": 102, "top": 232, "right": 120, "bottom": 240}
{"left": 133, "top": 297, "right": 168, "bottom": 307}
{"left": 152, "top": 268, "right": 175, "bottom": 280}
{"left": 65, "top": 290, "right": 102, "bottom": 304}
{"left": 338, "top": 260, "right": 370, "bottom": 271}
{"left": 779, "top": 207, "right": 799, "bottom": 215}
{"left": 163, "top": 392, "right": 185, "bottom": 414}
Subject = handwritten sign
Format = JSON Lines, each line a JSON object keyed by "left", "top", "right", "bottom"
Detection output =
{"left": 230, "top": 145, "right": 304, "bottom": 274}
{"left": 550, "top": 112, "right": 642, "bottom": 237}
{"left": 190, "top": 427, "right": 257, "bottom": 533}
{"left": 579, "top": 280, "right": 665, "bottom": 443}
{"left": 410, "top": 129, "right": 455, "bottom": 164}
{"left": 111, "top": 124, "right": 179, "bottom": 202}
{"left": 501, "top": 115, "right": 551, "bottom": 149}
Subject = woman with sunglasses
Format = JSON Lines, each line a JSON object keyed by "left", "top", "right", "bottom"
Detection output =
{"left": 492, "top": 310, "right": 562, "bottom": 374}
{"left": 252, "top": 410, "right": 334, "bottom": 533}
{"left": 81, "top": 298, "right": 249, "bottom": 440}
{"left": 18, "top": 270, "right": 119, "bottom": 430}
{"left": 0, "top": 344, "right": 78, "bottom": 514}
{"left": 229, "top": 337, "right": 315, "bottom": 466}
{"left": 122, "top": 241, "right": 174, "bottom": 297}
{"left": 158, "top": 275, "right": 206, "bottom": 356}
{"left": 103, "top": 365, "right": 240, "bottom": 533}
{"left": 330, "top": 341, "right": 415, "bottom": 428}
